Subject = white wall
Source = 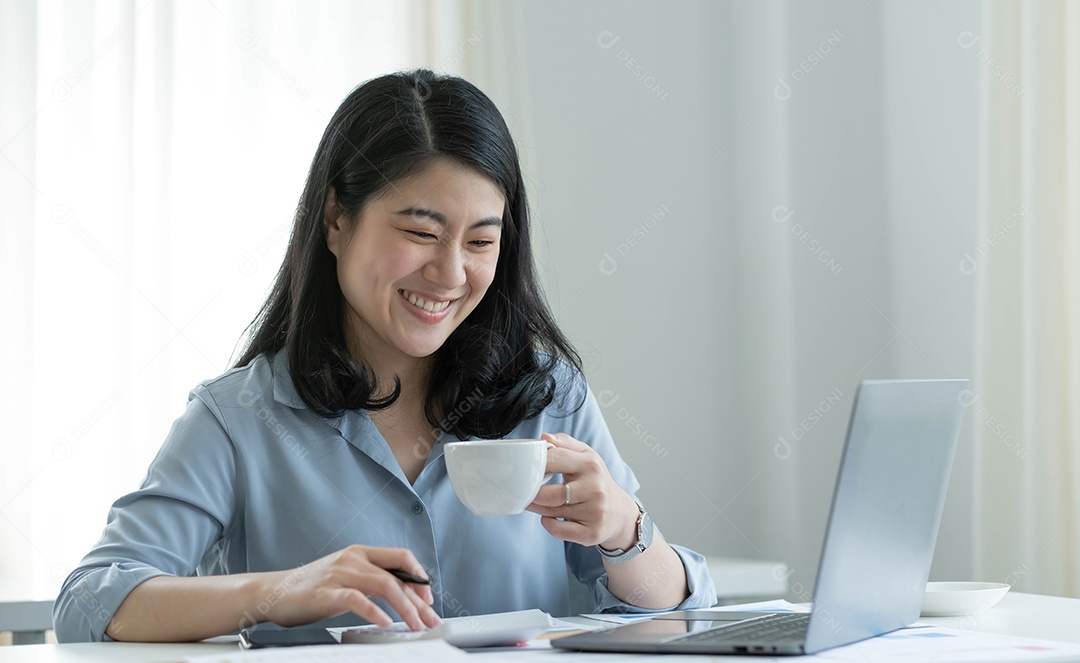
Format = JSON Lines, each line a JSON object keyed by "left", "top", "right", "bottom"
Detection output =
{"left": 880, "top": 0, "right": 979, "bottom": 583}
{"left": 519, "top": 0, "right": 734, "bottom": 562}
{"left": 517, "top": 0, "right": 980, "bottom": 594}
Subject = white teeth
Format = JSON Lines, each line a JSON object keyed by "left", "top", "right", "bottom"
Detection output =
{"left": 403, "top": 290, "right": 450, "bottom": 313}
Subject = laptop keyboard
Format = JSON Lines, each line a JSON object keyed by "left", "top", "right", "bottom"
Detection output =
{"left": 677, "top": 612, "right": 810, "bottom": 644}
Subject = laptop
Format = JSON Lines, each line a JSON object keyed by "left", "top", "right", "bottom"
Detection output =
{"left": 554, "top": 379, "right": 969, "bottom": 656}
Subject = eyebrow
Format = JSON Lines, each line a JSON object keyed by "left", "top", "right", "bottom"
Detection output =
{"left": 395, "top": 206, "right": 503, "bottom": 230}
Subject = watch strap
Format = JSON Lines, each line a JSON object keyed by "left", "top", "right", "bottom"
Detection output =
{"left": 597, "top": 504, "right": 654, "bottom": 564}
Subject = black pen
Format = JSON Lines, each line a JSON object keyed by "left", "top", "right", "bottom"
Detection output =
{"left": 389, "top": 569, "right": 431, "bottom": 585}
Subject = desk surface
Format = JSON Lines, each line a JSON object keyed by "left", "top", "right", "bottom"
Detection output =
{"left": 4, "top": 592, "right": 1079, "bottom": 662}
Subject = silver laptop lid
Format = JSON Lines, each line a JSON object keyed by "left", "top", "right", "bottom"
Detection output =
{"left": 805, "top": 379, "right": 968, "bottom": 654}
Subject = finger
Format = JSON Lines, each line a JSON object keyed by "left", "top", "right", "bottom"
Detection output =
{"left": 414, "top": 582, "right": 435, "bottom": 605}
{"left": 533, "top": 474, "right": 604, "bottom": 509}
{"left": 375, "top": 578, "right": 426, "bottom": 631}
{"left": 372, "top": 576, "right": 427, "bottom": 631}
{"left": 358, "top": 550, "right": 434, "bottom": 613}
{"left": 335, "top": 588, "right": 393, "bottom": 628}
{"left": 527, "top": 502, "right": 588, "bottom": 519}
{"left": 539, "top": 515, "right": 593, "bottom": 546}
{"left": 545, "top": 444, "right": 608, "bottom": 481}
{"left": 530, "top": 483, "right": 573, "bottom": 508}
{"left": 543, "top": 432, "right": 591, "bottom": 452}
{"left": 363, "top": 547, "right": 430, "bottom": 583}
{"left": 338, "top": 568, "right": 426, "bottom": 631}
{"left": 384, "top": 569, "right": 433, "bottom": 606}
{"left": 544, "top": 446, "right": 595, "bottom": 477}
{"left": 404, "top": 585, "right": 443, "bottom": 628}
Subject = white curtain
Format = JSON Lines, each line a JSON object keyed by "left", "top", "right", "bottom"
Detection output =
{"left": 0, "top": 0, "right": 524, "bottom": 602}
{"left": 971, "top": 0, "right": 1080, "bottom": 595}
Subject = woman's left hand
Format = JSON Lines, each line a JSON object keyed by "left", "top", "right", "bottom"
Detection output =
{"left": 525, "top": 432, "right": 641, "bottom": 551}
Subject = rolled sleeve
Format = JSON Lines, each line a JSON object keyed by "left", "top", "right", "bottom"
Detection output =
{"left": 52, "top": 389, "right": 238, "bottom": 642}
{"left": 592, "top": 543, "right": 718, "bottom": 613}
{"left": 53, "top": 564, "right": 170, "bottom": 643}
{"left": 555, "top": 368, "right": 717, "bottom": 613}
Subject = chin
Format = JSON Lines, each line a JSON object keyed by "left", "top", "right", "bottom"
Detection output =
{"left": 399, "top": 339, "right": 450, "bottom": 359}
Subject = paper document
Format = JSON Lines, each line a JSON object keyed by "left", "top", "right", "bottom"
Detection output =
{"left": 342, "top": 608, "right": 553, "bottom": 648}
{"left": 812, "top": 625, "right": 1080, "bottom": 662}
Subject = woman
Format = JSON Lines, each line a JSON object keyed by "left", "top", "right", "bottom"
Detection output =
{"left": 53, "top": 69, "right": 716, "bottom": 643}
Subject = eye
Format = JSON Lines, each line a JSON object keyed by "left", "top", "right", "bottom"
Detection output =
{"left": 409, "top": 231, "right": 437, "bottom": 240}
{"left": 469, "top": 239, "right": 496, "bottom": 248}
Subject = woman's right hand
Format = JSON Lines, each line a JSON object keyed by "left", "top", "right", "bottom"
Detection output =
{"left": 256, "top": 544, "right": 442, "bottom": 631}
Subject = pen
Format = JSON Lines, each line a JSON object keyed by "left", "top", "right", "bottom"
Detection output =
{"left": 389, "top": 569, "right": 431, "bottom": 585}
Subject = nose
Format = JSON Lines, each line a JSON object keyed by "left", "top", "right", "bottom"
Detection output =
{"left": 423, "top": 240, "right": 467, "bottom": 290}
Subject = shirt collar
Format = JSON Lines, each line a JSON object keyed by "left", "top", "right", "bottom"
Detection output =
{"left": 268, "top": 347, "right": 452, "bottom": 489}
{"left": 271, "top": 349, "right": 308, "bottom": 409}
{"left": 269, "top": 347, "right": 430, "bottom": 486}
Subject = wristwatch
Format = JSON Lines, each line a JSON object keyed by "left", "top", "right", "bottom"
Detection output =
{"left": 597, "top": 503, "right": 654, "bottom": 564}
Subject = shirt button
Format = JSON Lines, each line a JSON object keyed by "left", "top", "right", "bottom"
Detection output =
{"left": 411, "top": 501, "right": 424, "bottom": 515}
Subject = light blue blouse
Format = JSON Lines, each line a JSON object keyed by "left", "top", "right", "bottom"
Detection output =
{"left": 53, "top": 350, "right": 717, "bottom": 642}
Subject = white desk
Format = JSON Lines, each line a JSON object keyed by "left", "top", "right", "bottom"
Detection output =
{"left": 3, "top": 592, "right": 1079, "bottom": 662}
{"left": 923, "top": 591, "right": 1080, "bottom": 645}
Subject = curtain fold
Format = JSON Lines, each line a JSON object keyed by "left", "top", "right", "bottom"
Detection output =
{"left": 972, "top": 0, "right": 1080, "bottom": 596}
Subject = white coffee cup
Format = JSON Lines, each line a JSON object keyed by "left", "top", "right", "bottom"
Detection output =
{"left": 444, "top": 439, "right": 556, "bottom": 516}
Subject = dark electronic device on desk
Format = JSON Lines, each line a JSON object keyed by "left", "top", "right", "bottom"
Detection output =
{"left": 239, "top": 627, "right": 338, "bottom": 649}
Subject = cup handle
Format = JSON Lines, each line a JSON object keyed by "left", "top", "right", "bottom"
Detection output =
{"left": 542, "top": 441, "right": 556, "bottom": 483}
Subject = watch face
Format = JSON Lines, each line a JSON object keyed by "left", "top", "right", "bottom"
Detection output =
{"left": 640, "top": 512, "right": 654, "bottom": 548}
{"left": 598, "top": 508, "right": 653, "bottom": 563}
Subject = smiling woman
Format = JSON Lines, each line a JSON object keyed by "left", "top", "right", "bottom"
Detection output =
{"left": 51, "top": 69, "right": 716, "bottom": 643}
{"left": 232, "top": 71, "right": 573, "bottom": 441}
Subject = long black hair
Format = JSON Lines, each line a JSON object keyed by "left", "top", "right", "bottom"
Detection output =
{"left": 234, "top": 69, "right": 582, "bottom": 439}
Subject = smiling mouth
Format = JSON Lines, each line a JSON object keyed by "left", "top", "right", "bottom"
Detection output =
{"left": 400, "top": 289, "right": 453, "bottom": 313}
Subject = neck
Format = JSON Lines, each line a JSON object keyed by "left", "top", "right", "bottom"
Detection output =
{"left": 345, "top": 328, "right": 430, "bottom": 404}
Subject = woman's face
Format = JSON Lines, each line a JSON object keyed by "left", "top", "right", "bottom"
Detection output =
{"left": 325, "top": 158, "right": 505, "bottom": 374}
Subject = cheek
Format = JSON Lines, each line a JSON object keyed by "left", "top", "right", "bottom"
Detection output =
{"left": 356, "top": 244, "right": 417, "bottom": 285}
{"left": 471, "top": 255, "right": 500, "bottom": 296}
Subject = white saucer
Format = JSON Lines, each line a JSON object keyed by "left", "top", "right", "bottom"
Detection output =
{"left": 920, "top": 581, "right": 1010, "bottom": 617}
